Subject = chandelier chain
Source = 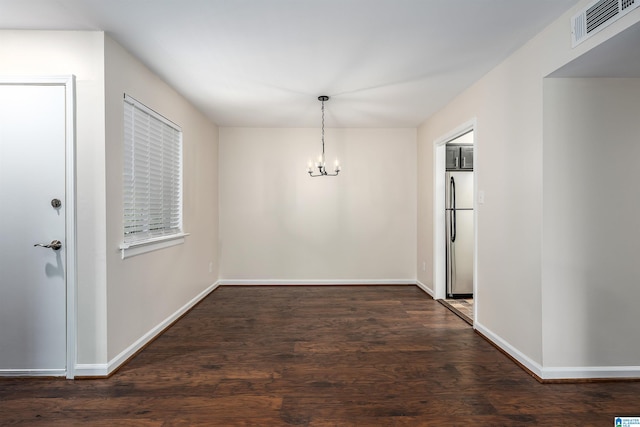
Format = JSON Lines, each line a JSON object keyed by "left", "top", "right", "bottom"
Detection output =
{"left": 321, "top": 98, "right": 325, "bottom": 161}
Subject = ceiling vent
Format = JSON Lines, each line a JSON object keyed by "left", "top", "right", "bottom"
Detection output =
{"left": 571, "top": 0, "right": 639, "bottom": 47}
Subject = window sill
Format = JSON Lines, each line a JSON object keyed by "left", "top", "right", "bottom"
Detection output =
{"left": 119, "top": 233, "right": 189, "bottom": 259}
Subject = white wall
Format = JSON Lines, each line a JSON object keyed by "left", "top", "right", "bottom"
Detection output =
{"left": 416, "top": 123, "right": 435, "bottom": 290}
{"left": 417, "top": 2, "right": 640, "bottom": 376}
{"left": 0, "top": 30, "right": 108, "bottom": 365}
{"left": 104, "top": 37, "right": 219, "bottom": 362}
{"left": 418, "top": 59, "right": 546, "bottom": 364}
{"left": 219, "top": 127, "right": 416, "bottom": 282}
{"left": 542, "top": 78, "right": 640, "bottom": 368}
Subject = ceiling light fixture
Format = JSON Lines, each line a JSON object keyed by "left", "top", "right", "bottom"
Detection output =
{"left": 308, "top": 95, "right": 340, "bottom": 177}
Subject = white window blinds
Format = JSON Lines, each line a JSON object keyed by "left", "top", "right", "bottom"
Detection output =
{"left": 123, "top": 95, "right": 182, "bottom": 244}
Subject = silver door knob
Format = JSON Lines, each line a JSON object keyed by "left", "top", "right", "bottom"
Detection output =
{"left": 34, "top": 240, "right": 62, "bottom": 251}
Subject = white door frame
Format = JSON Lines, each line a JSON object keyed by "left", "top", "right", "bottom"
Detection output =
{"left": 0, "top": 76, "right": 77, "bottom": 378}
{"left": 432, "top": 119, "right": 477, "bottom": 321}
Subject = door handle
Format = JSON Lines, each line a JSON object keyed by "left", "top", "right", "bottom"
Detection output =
{"left": 34, "top": 240, "right": 62, "bottom": 251}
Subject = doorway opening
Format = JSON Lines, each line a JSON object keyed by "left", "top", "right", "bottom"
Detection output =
{"left": 433, "top": 121, "right": 476, "bottom": 325}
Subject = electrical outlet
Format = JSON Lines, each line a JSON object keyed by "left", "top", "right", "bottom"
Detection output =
{"left": 209, "top": 262, "right": 213, "bottom": 273}
{"left": 422, "top": 261, "right": 426, "bottom": 272}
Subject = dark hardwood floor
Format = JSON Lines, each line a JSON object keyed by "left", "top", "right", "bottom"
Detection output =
{"left": 1, "top": 285, "right": 639, "bottom": 425}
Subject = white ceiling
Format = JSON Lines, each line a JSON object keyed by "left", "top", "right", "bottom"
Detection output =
{"left": 0, "top": 0, "right": 581, "bottom": 127}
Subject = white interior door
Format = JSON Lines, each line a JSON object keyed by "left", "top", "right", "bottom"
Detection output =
{"left": 0, "top": 84, "right": 67, "bottom": 375}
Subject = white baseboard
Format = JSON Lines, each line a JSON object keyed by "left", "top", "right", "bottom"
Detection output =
{"left": 474, "top": 321, "right": 544, "bottom": 378}
{"left": 415, "top": 280, "right": 434, "bottom": 297}
{"left": 0, "top": 368, "right": 66, "bottom": 377}
{"left": 73, "top": 363, "right": 109, "bottom": 377}
{"left": 475, "top": 322, "right": 640, "bottom": 380}
{"left": 75, "top": 281, "right": 220, "bottom": 378}
{"left": 218, "top": 279, "right": 416, "bottom": 286}
{"left": 541, "top": 365, "right": 640, "bottom": 380}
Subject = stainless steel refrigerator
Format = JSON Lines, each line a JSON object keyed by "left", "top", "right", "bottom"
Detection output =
{"left": 445, "top": 171, "right": 474, "bottom": 297}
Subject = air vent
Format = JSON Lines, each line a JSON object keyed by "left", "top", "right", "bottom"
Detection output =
{"left": 572, "top": 0, "right": 638, "bottom": 47}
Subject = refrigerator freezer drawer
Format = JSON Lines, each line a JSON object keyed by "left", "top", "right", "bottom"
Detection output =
{"left": 445, "top": 171, "right": 474, "bottom": 209}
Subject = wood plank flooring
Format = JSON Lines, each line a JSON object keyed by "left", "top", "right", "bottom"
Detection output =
{"left": 1, "top": 285, "right": 639, "bottom": 425}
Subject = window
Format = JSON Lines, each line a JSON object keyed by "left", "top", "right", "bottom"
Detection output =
{"left": 120, "top": 94, "right": 184, "bottom": 258}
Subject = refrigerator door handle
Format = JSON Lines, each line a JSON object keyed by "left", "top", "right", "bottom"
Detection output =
{"left": 449, "top": 209, "right": 456, "bottom": 243}
{"left": 450, "top": 176, "right": 456, "bottom": 242}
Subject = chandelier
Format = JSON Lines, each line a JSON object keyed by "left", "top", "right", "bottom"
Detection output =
{"left": 308, "top": 95, "right": 340, "bottom": 177}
